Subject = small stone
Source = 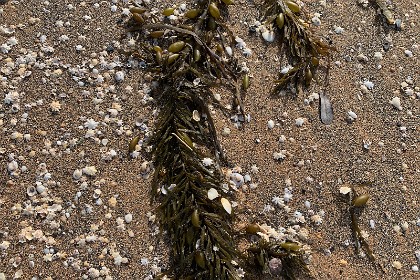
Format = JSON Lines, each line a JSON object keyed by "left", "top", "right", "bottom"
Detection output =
{"left": 392, "top": 261, "right": 402, "bottom": 270}
{"left": 267, "top": 120, "right": 275, "bottom": 129}
{"left": 124, "top": 214, "right": 133, "bottom": 223}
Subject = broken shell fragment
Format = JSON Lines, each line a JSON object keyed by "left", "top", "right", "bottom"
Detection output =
{"left": 192, "top": 110, "right": 200, "bottom": 122}
{"left": 207, "top": 188, "right": 219, "bottom": 200}
{"left": 168, "top": 41, "right": 185, "bottom": 53}
{"left": 209, "top": 3, "right": 221, "bottom": 19}
{"left": 352, "top": 194, "right": 370, "bottom": 207}
{"left": 27, "top": 186, "right": 37, "bottom": 197}
{"left": 221, "top": 198, "right": 232, "bottom": 214}
{"left": 262, "top": 29, "right": 275, "bottom": 42}
{"left": 390, "top": 97, "right": 402, "bottom": 110}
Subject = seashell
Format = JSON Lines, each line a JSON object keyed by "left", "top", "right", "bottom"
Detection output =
{"left": 192, "top": 110, "right": 200, "bottom": 121}
{"left": 276, "top": 13, "right": 285, "bottom": 29}
{"left": 207, "top": 188, "right": 219, "bottom": 200}
{"left": 209, "top": 3, "right": 221, "bottom": 19}
{"left": 36, "top": 184, "right": 45, "bottom": 194}
{"left": 390, "top": 97, "right": 402, "bottom": 110}
{"left": 267, "top": 120, "right": 275, "bottom": 129}
{"left": 348, "top": 111, "right": 357, "bottom": 121}
{"left": 168, "top": 41, "right": 185, "bottom": 53}
{"left": 352, "top": 194, "right": 369, "bottom": 207}
{"left": 225, "top": 46, "right": 233, "bottom": 56}
{"left": 93, "top": 189, "right": 102, "bottom": 199}
{"left": 27, "top": 186, "right": 37, "bottom": 197}
{"left": 319, "top": 92, "right": 333, "bottom": 125}
{"left": 221, "top": 198, "right": 232, "bottom": 214}
{"left": 339, "top": 186, "right": 352, "bottom": 195}
{"left": 73, "top": 169, "right": 83, "bottom": 180}
{"left": 262, "top": 29, "right": 275, "bottom": 42}
{"left": 162, "top": 8, "right": 175, "bottom": 16}
{"left": 230, "top": 173, "right": 244, "bottom": 187}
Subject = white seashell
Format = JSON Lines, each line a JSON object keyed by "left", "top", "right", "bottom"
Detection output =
{"left": 339, "top": 186, "right": 352, "bottom": 195}
{"left": 221, "top": 198, "right": 232, "bottom": 214}
{"left": 225, "top": 46, "right": 233, "bottom": 56}
{"left": 230, "top": 173, "right": 244, "bottom": 187}
{"left": 202, "top": 157, "right": 213, "bottom": 167}
{"left": 27, "top": 186, "right": 37, "bottom": 197}
{"left": 280, "top": 65, "right": 291, "bottom": 74}
{"left": 192, "top": 110, "right": 200, "bottom": 122}
{"left": 124, "top": 213, "right": 133, "bottom": 223}
{"left": 73, "top": 169, "right": 83, "bottom": 180}
{"left": 348, "top": 111, "right": 357, "bottom": 120}
{"left": 390, "top": 97, "right": 402, "bottom": 110}
{"left": 363, "top": 80, "right": 374, "bottom": 90}
{"left": 295, "top": 117, "right": 305, "bottom": 126}
{"left": 36, "top": 184, "right": 46, "bottom": 194}
{"left": 262, "top": 29, "right": 275, "bottom": 42}
{"left": 115, "top": 71, "right": 125, "bottom": 82}
{"left": 207, "top": 188, "right": 219, "bottom": 200}
{"left": 82, "top": 166, "right": 97, "bottom": 176}
{"left": 267, "top": 120, "right": 275, "bottom": 129}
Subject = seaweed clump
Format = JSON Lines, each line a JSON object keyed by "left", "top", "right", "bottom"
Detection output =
{"left": 126, "top": 1, "right": 243, "bottom": 279}
{"left": 259, "top": 0, "right": 334, "bottom": 94}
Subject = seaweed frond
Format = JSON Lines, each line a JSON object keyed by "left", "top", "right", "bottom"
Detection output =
{"left": 247, "top": 239, "right": 312, "bottom": 280}
{"left": 126, "top": 1, "right": 243, "bottom": 279}
{"left": 260, "top": 0, "right": 334, "bottom": 94}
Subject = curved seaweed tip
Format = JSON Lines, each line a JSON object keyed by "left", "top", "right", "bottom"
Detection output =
{"left": 125, "top": 2, "right": 243, "bottom": 279}
{"left": 260, "top": 0, "right": 334, "bottom": 94}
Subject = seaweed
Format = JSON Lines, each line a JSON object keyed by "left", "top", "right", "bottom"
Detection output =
{"left": 247, "top": 239, "right": 312, "bottom": 280}
{"left": 259, "top": 0, "right": 334, "bottom": 95}
{"left": 125, "top": 1, "right": 243, "bottom": 279}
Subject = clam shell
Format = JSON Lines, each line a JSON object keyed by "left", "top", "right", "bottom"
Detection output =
{"left": 221, "top": 198, "right": 232, "bottom": 214}
{"left": 207, "top": 188, "right": 219, "bottom": 200}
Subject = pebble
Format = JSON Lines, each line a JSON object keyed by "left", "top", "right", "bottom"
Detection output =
{"left": 267, "top": 120, "right": 275, "bottom": 129}
{"left": 392, "top": 261, "right": 402, "bottom": 270}
{"left": 124, "top": 213, "right": 133, "bottom": 223}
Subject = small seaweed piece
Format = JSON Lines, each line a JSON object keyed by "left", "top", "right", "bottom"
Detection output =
{"left": 375, "top": 0, "right": 396, "bottom": 25}
{"left": 247, "top": 239, "right": 312, "bottom": 280}
{"left": 125, "top": 2, "right": 243, "bottom": 279}
{"left": 260, "top": 0, "right": 334, "bottom": 94}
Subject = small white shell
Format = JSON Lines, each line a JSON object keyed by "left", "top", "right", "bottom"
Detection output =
{"left": 27, "top": 186, "right": 37, "bottom": 197}
{"left": 192, "top": 110, "right": 200, "bottom": 122}
{"left": 225, "top": 46, "right": 233, "bottom": 56}
{"left": 267, "top": 120, "right": 275, "bottom": 129}
{"left": 202, "top": 157, "right": 213, "bottom": 167}
{"left": 230, "top": 173, "right": 244, "bottom": 187}
{"left": 348, "top": 111, "right": 357, "bottom": 120}
{"left": 207, "top": 188, "right": 219, "bottom": 200}
{"left": 363, "top": 80, "right": 374, "bottom": 90}
{"left": 295, "top": 118, "right": 305, "bottom": 127}
{"left": 262, "top": 29, "right": 275, "bottom": 42}
{"left": 221, "top": 198, "right": 232, "bottom": 214}
{"left": 339, "top": 186, "right": 352, "bottom": 195}
{"left": 390, "top": 97, "right": 402, "bottom": 110}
